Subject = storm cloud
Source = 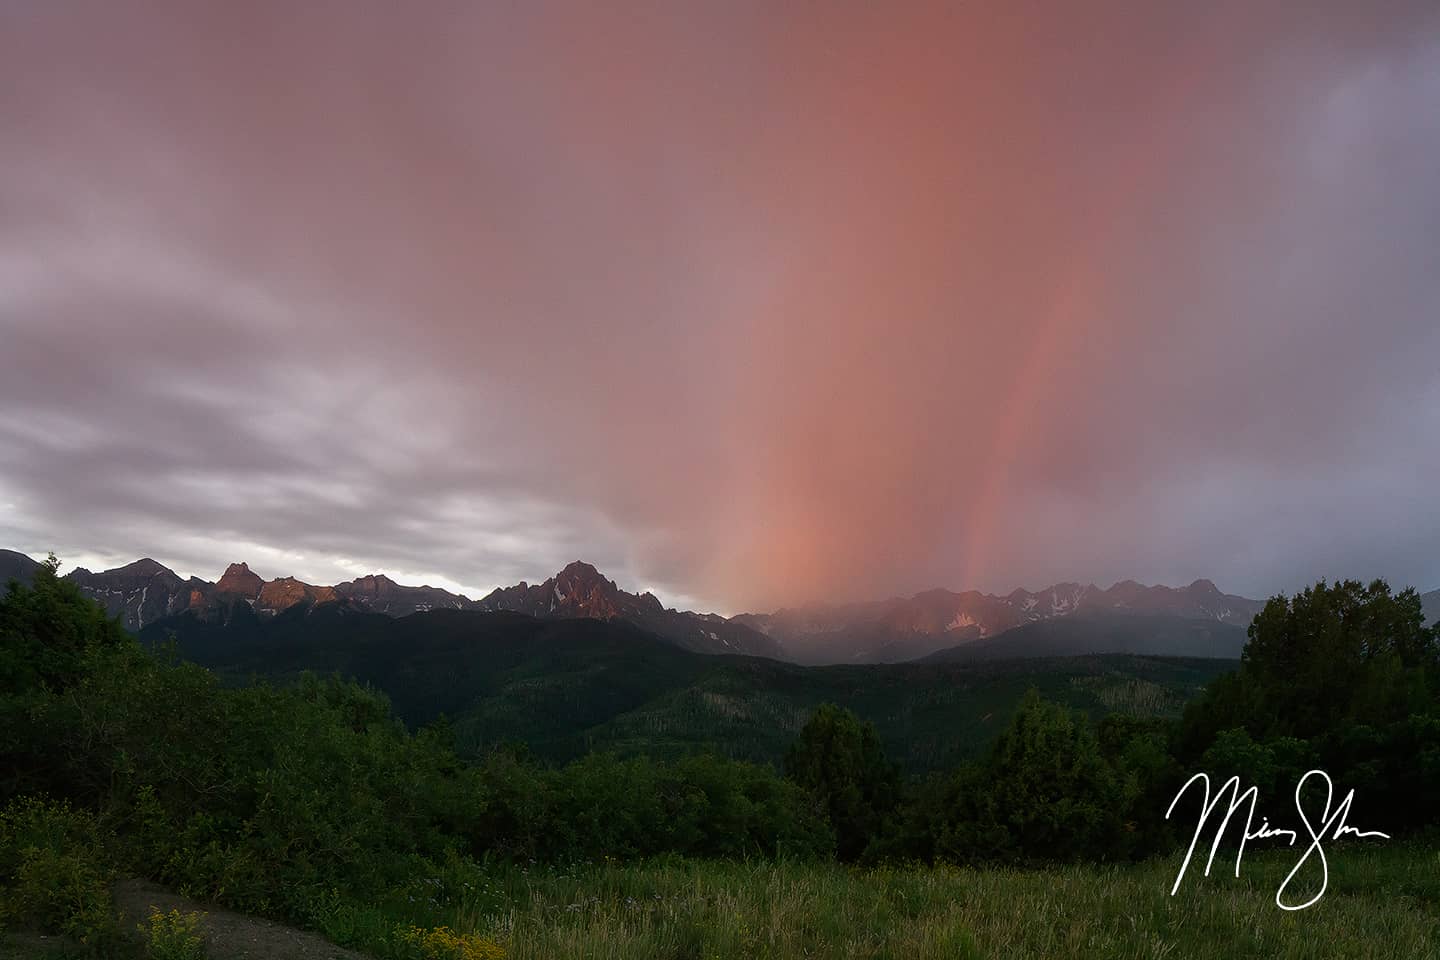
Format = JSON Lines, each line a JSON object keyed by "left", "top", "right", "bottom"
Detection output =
{"left": 2, "top": 1, "right": 1438, "bottom": 611}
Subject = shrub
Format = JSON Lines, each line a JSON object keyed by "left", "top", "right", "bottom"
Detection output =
{"left": 0, "top": 796, "right": 120, "bottom": 948}
{"left": 138, "top": 907, "right": 207, "bottom": 960}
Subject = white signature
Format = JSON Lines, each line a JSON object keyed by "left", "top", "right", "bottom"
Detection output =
{"left": 1165, "top": 769, "right": 1390, "bottom": 910}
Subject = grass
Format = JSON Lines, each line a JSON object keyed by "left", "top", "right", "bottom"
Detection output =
{"left": 304, "top": 845, "right": 1438, "bottom": 960}
{"left": 4, "top": 847, "right": 1435, "bottom": 959}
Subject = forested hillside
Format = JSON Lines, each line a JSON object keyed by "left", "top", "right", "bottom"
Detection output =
{"left": 139, "top": 602, "right": 1230, "bottom": 771}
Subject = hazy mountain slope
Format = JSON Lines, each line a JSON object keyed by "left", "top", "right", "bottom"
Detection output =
{"left": 1423, "top": 589, "right": 1439, "bottom": 627}
{"left": 738, "top": 579, "right": 1263, "bottom": 663}
{"left": 919, "top": 612, "right": 1247, "bottom": 663}
{"left": 142, "top": 605, "right": 1234, "bottom": 772}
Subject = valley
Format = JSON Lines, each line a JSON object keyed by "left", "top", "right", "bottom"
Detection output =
{"left": 137, "top": 600, "right": 1233, "bottom": 771}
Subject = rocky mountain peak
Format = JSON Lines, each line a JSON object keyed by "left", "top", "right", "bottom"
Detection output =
{"left": 472, "top": 561, "right": 780, "bottom": 657}
{"left": 549, "top": 561, "right": 625, "bottom": 616}
{"left": 216, "top": 562, "right": 264, "bottom": 598}
{"left": 556, "top": 560, "right": 610, "bottom": 588}
{"left": 116, "top": 557, "right": 175, "bottom": 578}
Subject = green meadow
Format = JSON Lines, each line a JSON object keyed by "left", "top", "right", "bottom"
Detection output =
{"left": 250, "top": 847, "right": 1440, "bottom": 960}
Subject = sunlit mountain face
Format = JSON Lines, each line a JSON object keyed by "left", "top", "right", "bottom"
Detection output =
{"left": 2, "top": 3, "right": 1438, "bottom": 615}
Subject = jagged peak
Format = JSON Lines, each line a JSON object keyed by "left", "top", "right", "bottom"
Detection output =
{"left": 553, "top": 560, "right": 619, "bottom": 593}
{"left": 556, "top": 560, "right": 606, "bottom": 581}
{"left": 216, "top": 561, "right": 264, "bottom": 597}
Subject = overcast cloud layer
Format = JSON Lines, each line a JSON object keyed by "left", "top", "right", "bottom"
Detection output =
{"left": 2, "top": 2, "right": 1438, "bottom": 612}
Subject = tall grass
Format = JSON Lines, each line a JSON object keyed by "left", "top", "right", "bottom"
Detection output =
{"left": 371, "top": 846, "right": 1438, "bottom": 960}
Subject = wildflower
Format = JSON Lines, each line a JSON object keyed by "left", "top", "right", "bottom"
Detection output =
{"left": 393, "top": 923, "right": 506, "bottom": 960}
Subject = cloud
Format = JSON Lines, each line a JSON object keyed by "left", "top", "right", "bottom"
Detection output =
{"left": 2, "top": 2, "right": 1438, "bottom": 611}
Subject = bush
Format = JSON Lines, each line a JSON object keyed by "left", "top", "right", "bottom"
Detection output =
{"left": 0, "top": 796, "right": 120, "bottom": 948}
{"left": 1, "top": 559, "right": 127, "bottom": 800}
{"left": 137, "top": 908, "right": 206, "bottom": 960}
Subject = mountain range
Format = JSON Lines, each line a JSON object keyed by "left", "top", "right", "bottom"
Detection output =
{"left": 5, "top": 547, "right": 1437, "bottom": 664}
{"left": 736, "top": 579, "right": 1266, "bottom": 663}
{"left": 0, "top": 549, "right": 776, "bottom": 657}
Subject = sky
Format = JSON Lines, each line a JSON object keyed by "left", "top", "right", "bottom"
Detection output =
{"left": 2, "top": 2, "right": 1438, "bottom": 614}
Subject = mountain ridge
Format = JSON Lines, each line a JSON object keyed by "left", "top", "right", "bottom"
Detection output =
{"left": 918, "top": 611, "right": 1247, "bottom": 663}
{"left": 13, "top": 546, "right": 1428, "bottom": 663}
{"left": 734, "top": 577, "right": 1267, "bottom": 663}
{"left": 2, "top": 550, "right": 780, "bottom": 657}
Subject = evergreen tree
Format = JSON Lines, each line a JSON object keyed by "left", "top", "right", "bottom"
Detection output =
{"left": 784, "top": 703, "right": 899, "bottom": 860}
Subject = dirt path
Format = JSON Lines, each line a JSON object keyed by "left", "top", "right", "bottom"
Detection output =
{"left": 112, "top": 879, "right": 370, "bottom": 960}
